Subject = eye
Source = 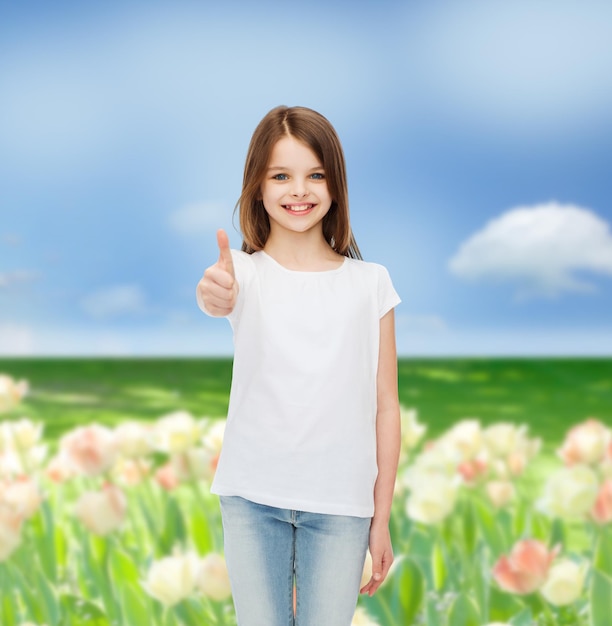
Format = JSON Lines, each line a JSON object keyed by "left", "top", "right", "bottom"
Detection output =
{"left": 272, "top": 173, "right": 289, "bottom": 181}
{"left": 310, "top": 172, "right": 325, "bottom": 180}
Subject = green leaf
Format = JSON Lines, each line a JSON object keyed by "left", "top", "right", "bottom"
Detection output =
{"left": 60, "top": 594, "right": 111, "bottom": 626}
{"left": 508, "top": 608, "right": 533, "bottom": 626}
{"left": 121, "top": 582, "right": 152, "bottom": 624}
{"left": 431, "top": 539, "right": 447, "bottom": 591}
{"left": 190, "top": 504, "right": 213, "bottom": 554}
{"left": 396, "top": 557, "right": 425, "bottom": 625}
{"left": 548, "top": 517, "right": 565, "bottom": 552}
{"left": 462, "top": 497, "right": 477, "bottom": 555}
{"left": 488, "top": 585, "right": 525, "bottom": 621}
{"left": 160, "top": 497, "right": 187, "bottom": 553}
{"left": 473, "top": 498, "right": 505, "bottom": 556}
{"left": 593, "top": 526, "right": 612, "bottom": 578}
{"left": 447, "top": 593, "right": 480, "bottom": 626}
{"left": 108, "top": 548, "right": 140, "bottom": 586}
{"left": 589, "top": 568, "right": 612, "bottom": 626}
{"left": 34, "top": 567, "right": 60, "bottom": 626}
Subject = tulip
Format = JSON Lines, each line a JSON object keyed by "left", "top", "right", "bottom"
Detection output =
{"left": 591, "top": 479, "right": 612, "bottom": 525}
{"left": 0, "top": 502, "right": 23, "bottom": 561}
{"left": 406, "top": 473, "right": 458, "bottom": 524}
{"left": 155, "top": 463, "right": 179, "bottom": 491}
{"left": 558, "top": 419, "right": 610, "bottom": 466}
{"left": 457, "top": 457, "right": 488, "bottom": 484}
{"left": 201, "top": 419, "right": 226, "bottom": 454}
{"left": 485, "top": 480, "right": 515, "bottom": 509}
{"left": 143, "top": 553, "right": 198, "bottom": 606}
{"left": 540, "top": 559, "right": 586, "bottom": 606}
{"left": 196, "top": 553, "right": 232, "bottom": 601}
{"left": 112, "top": 458, "right": 151, "bottom": 486}
{"left": 154, "top": 411, "right": 202, "bottom": 454}
{"left": 400, "top": 407, "right": 426, "bottom": 450}
{"left": 539, "top": 465, "right": 599, "bottom": 520}
{"left": 2, "top": 418, "right": 42, "bottom": 451}
{"left": 351, "top": 607, "right": 380, "bottom": 626}
{"left": 483, "top": 423, "right": 527, "bottom": 458}
{"left": 45, "top": 452, "right": 76, "bottom": 483}
{"left": 0, "top": 375, "right": 28, "bottom": 413}
{"left": 74, "top": 484, "right": 126, "bottom": 535}
{"left": 114, "top": 421, "right": 154, "bottom": 459}
{"left": 492, "top": 539, "right": 558, "bottom": 594}
{"left": 2, "top": 477, "right": 42, "bottom": 519}
{"left": 438, "top": 419, "right": 482, "bottom": 462}
{"left": 60, "top": 424, "right": 117, "bottom": 477}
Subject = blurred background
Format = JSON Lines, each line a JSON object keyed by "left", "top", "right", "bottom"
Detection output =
{"left": 1, "top": 0, "right": 611, "bottom": 357}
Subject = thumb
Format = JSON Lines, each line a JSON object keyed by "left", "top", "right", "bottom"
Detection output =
{"left": 216, "top": 229, "right": 235, "bottom": 279}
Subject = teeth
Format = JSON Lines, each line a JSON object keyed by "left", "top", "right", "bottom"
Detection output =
{"left": 285, "top": 205, "right": 313, "bottom": 212}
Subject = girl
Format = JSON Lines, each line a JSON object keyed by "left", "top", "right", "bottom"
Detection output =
{"left": 196, "top": 105, "right": 401, "bottom": 626}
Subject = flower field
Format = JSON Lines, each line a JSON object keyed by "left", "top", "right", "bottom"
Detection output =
{"left": 1, "top": 358, "right": 611, "bottom": 626}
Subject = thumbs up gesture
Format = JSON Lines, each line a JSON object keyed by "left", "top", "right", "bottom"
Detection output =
{"left": 196, "top": 229, "right": 238, "bottom": 317}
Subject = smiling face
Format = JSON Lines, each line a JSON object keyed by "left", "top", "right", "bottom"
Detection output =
{"left": 260, "top": 135, "right": 333, "bottom": 240}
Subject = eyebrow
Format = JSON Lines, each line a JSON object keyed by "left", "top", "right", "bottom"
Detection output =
{"left": 267, "top": 165, "right": 324, "bottom": 172}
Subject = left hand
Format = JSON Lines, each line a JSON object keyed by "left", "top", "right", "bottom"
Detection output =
{"left": 360, "top": 519, "right": 394, "bottom": 596}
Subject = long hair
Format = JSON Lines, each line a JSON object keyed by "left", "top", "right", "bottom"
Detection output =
{"left": 236, "top": 106, "right": 362, "bottom": 259}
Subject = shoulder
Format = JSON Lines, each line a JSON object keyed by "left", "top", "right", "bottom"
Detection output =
{"left": 344, "top": 257, "right": 393, "bottom": 280}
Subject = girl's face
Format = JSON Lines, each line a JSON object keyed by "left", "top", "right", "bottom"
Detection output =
{"left": 260, "top": 135, "right": 332, "bottom": 240}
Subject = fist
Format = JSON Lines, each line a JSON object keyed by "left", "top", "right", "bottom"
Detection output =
{"left": 196, "top": 229, "right": 238, "bottom": 316}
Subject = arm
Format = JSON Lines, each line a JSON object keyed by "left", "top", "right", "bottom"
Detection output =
{"left": 196, "top": 229, "right": 239, "bottom": 317}
{"left": 360, "top": 308, "right": 401, "bottom": 596}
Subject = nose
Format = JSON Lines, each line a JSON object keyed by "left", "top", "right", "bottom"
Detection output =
{"left": 291, "top": 179, "right": 309, "bottom": 197}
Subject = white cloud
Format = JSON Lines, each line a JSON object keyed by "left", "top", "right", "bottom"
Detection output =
{"left": 448, "top": 202, "right": 612, "bottom": 298}
{"left": 80, "top": 285, "right": 147, "bottom": 319}
{"left": 168, "top": 203, "right": 230, "bottom": 236}
{"left": 0, "top": 270, "right": 38, "bottom": 288}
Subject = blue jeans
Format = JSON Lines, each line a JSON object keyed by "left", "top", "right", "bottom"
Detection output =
{"left": 219, "top": 496, "right": 371, "bottom": 626}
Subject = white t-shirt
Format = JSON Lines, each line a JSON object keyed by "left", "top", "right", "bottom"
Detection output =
{"left": 205, "top": 250, "right": 401, "bottom": 517}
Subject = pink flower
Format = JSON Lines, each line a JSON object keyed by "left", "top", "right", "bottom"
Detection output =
{"left": 492, "top": 539, "right": 559, "bottom": 594}
{"left": 74, "top": 483, "right": 126, "bottom": 535}
{"left": 457, "top": 458, "right": 488, "bottom": 484}
{"left": 60, "top": 424, "right": 117, "bottom": 477}
{"left": 558, "top": 419, "right": 610, "bottom": 466}
{"left": 1, "top": 476, "right": 42, "bottom": 519}
{"left": 0, "top": 500, "right": 23, "bottom": 561}
{"left": 155, "top": 463, "right": 179, "bottom": 491}
{"left": 591, "top": 480, "right": 612, "bottom": 525}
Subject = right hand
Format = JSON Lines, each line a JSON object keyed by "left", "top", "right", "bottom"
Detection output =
{"left": 197, "top": 229, "right": 238, "bottom": 316}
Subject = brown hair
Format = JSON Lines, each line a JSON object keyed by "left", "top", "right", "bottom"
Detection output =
{"left": 236, "top": 105, "right": 362, "bottom": 259}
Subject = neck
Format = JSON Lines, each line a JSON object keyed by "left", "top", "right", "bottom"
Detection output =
{"left": 263, "top": 230, "right": 342, "bottom": 271}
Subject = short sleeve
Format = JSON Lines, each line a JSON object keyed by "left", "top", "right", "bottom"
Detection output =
{"left": 376, "top": 264, "right": 401, "bottom": 318}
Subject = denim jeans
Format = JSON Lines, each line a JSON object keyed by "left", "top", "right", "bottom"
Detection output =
{"left": 219, "top": 496, "right": 371, "bottom": 626}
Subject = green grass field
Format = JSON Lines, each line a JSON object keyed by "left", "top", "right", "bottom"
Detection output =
{"left": 2, "top": 357, "right": 611, "bottom": 445}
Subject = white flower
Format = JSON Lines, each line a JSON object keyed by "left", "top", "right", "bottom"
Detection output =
{"left": 74, "top": 484, "right": 126, "bottom": 535}
{"left": 0, "top": 375, "right": 28, "bottom": 413}
{"left": 485, "top": 480, "right": 515, "bottom": 509}
{"left": 1, "top": 477, "right": 43, "bottom": 519}
{"left": 143, "top": 552, "right": 198, "bottom": 606}
{"left": 196, "top": 553, "right": 232, "bottom": 601}
{"left": 114, "top": 421, "right": 154, "bottom": 459}
{"left": 400, "top": 407, "right": 426, "bottom": 450}
{"left": 154, "top": 411, "right": 201, "bottom": 454}
{"left": 201, "top": 419, "right": 226, "bottom": 454}
{"left": 540, "top": 559, "right": 587, "bottom": 606}
{"left": 2, "top": 418, "right": 42, "bottom": 451}
{"left": 406, "top": 473, "right": 459, "bottom": 524}
{"left": 351, "top": 606, "right": 380, "bottom": 626}
{"left": 437, "top": 419, "right": 482, "bottom": 462}
{"left": 539, "top": 464, "right": 599, "bottom": 520}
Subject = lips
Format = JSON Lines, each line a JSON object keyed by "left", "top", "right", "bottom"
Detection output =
{"left": 282, "top": 203, "right": 315, "bottom": 214}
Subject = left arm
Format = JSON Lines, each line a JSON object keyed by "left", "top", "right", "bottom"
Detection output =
{"left": 360, "top": 309, "right": 401, "bottom": 596}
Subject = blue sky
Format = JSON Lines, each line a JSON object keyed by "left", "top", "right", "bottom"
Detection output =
{"left": 1, "top": 0, "right": 612, "bottom": 356}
